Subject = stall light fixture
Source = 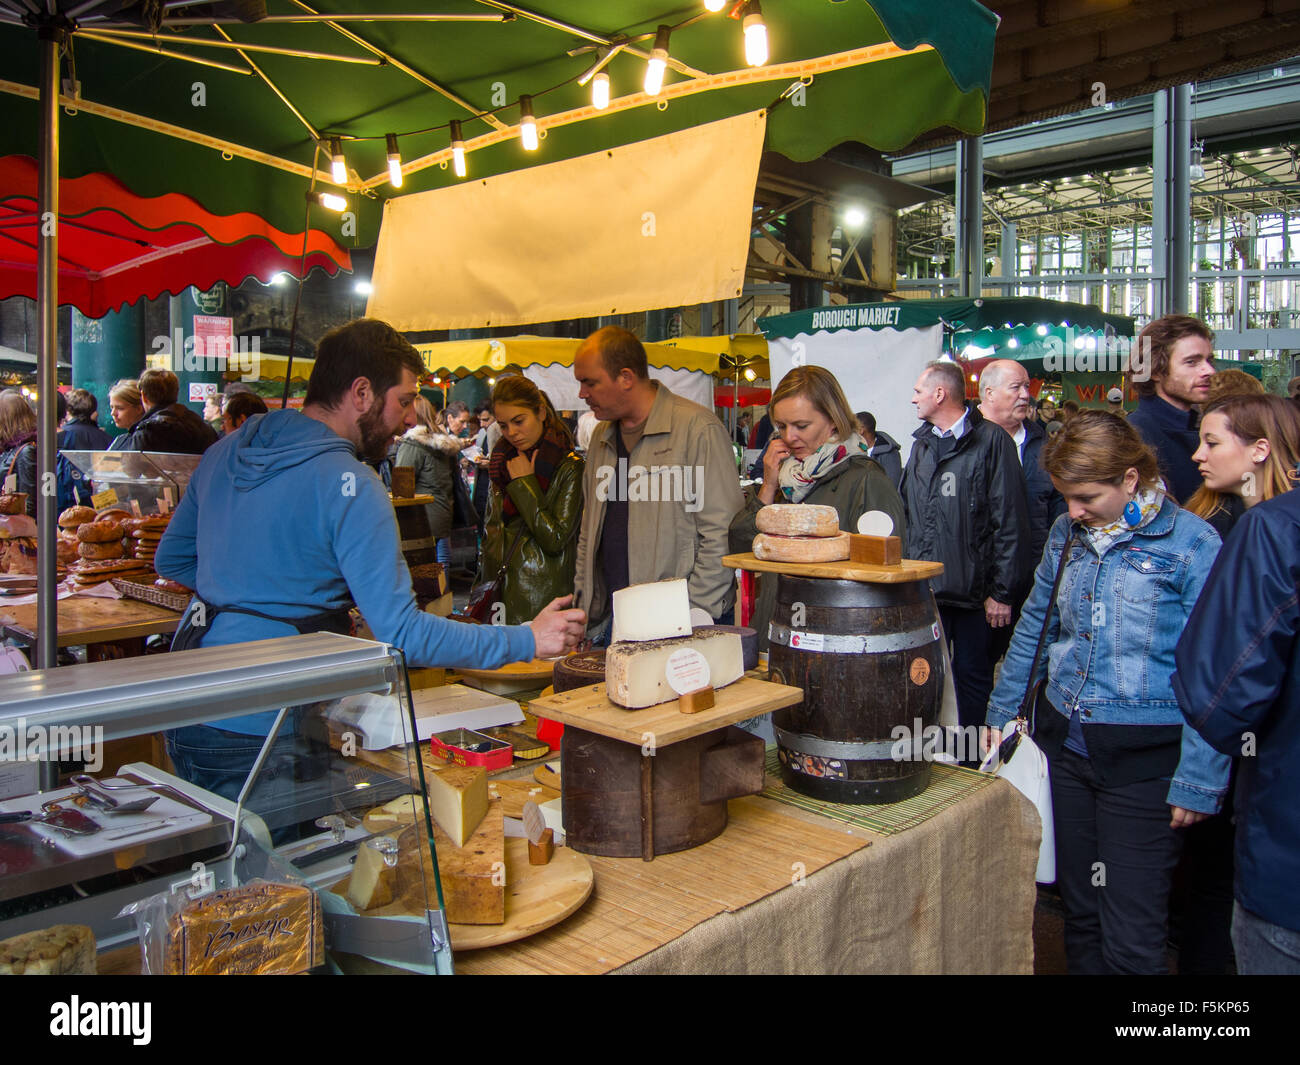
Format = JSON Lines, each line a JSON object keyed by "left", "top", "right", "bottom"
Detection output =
{"left": 308, "top": 190, "right": 348, "bottom": 212}
{"left": 271, "top": 273, "right": 291, "bottom": 286}
{"left": 432, "top": 375, "right": 441, "bottom": 384}
{"left": 1189, "top": 143, "right": 1205, "bottom": 180}
{"left": 704, "top": 0, "right": 726, "bottom": 11}
{"left": 1035, "top": 324, "right": 1048, "bottom": 336}
{"left": 742, "top": 1, "right": 768, "bottom": 67}
{"left": 487, "top": 376, "right": 497, "bottom": 386}
{"left": 645, "top": 25, "right": 670, "bottom": 96}
{"left": 592, "top": 71, "right": 610, "bottom": 110}
{"left": 843, "top": 205, "right": 866, "bottom": 230}
{"left": 449, "top": 120, "right": 467, "bottom": 178}
{"left": 1006, "top": 336, "right": 1019, "bottom": 349}
{"left": 354, "top": 280, "right": 372, "bottom": 295}
{"left": 386, "top": 134, "right": 403, "bottom": 188}
{"left": 329, "top": 137, "right": 347, "bottom": 184}
{"left": 519, "top": 95, "right": 539, "bottom": 151}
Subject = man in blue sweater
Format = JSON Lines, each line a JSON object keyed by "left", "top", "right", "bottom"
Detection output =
{"left": 155, "top": 318, "right": 584, "bottom": 807}
{"left": 1173, "top": 489, "right": 1300, "bottom": 974}
{"left": 1125, "top": 314, "right": 1216, "bottom": 502}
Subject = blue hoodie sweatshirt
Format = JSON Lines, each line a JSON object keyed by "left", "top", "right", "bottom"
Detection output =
{"left": 155, "top": 409, "right": 535, "bottom": 734}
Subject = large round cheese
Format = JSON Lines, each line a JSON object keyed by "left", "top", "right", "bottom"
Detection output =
{"left": 756, "top": 503, "right": 840, "bottom": 537}
{"left": 753, "top": 531, "right": 850, "bottom": 563}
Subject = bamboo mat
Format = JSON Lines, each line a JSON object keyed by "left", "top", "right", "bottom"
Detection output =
{"left": 451, "top": 794, "right": 868, "bottom": 975}
{"left": 759, "top": 748, "right": 995, "bottom": 835}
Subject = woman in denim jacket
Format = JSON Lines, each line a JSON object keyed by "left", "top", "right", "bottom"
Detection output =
{"left": 985, "top": 411, "right": 1229, "bottom": 974}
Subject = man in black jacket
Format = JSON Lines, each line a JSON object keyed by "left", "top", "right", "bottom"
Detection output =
{"left": 57, "top": 388, "right": 111, "bottom": 451}
{"left": 1125, "top": 314, "right": 1216, "bottom": 502}
{"left": 119, "top": 369, "right": 218, "bottom": 455}
{"left": 855, "top": 410, "right": 902, "bottom": 489}
{"left": 901, "top": 360, "right": 1032, "bottom": 734}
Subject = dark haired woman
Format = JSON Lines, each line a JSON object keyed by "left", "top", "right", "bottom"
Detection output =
{"left": 985, "top": 410, "right": 1228, "bottom": 974}
{"left": 476, "top": 376, "right": 583, "bottom": 624}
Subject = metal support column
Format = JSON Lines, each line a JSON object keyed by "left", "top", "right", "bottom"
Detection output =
{"left": 999, "top": 221, "right": 1017, "bottom": 297}
{"left": 954, "top": 136, "right": 984, "bottom": 298}
{"left": 1153, "top": 86, "right": 1192, "bottom": 315}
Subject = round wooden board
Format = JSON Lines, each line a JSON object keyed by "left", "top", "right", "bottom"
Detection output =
{"left": 453, "top": 657, "right": 564, "bottom": 684}
{"left": 450, "top": 837, "right": 593, "bottom": 951}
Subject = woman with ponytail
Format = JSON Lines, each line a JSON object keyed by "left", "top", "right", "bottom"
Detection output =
{"left": 475, "top": 376, "right": 583, "bottom": 624}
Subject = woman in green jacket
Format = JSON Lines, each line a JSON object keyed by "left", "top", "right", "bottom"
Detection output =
{"left": 730, "top": 365, "right": 906, "bottom": 649}
{"left": 475, "top": 376, "right": 583, "bottom": 625}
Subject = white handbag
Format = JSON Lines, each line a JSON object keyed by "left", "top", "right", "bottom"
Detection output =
{"left": 980, "top": 718, "right": 1055, "bottom": 883}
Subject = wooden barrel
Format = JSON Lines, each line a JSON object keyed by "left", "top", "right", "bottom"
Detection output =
{"left": 767, "top": 574, "right": 944, "bottom": 804}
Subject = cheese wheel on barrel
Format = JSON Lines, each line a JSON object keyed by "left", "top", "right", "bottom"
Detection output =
{"left": 756, "top": 503, "right": 840, "bottom": 537}
{"left": 753, "top": 531, "right": 850, "bottom": 563}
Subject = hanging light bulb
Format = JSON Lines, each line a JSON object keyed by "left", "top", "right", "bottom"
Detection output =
{"left": 1189, "top": 143, "right": 1205, "bottom": 180}
{"left": 704, "top": 0, "right": 725, "bottom": 11}
{"left": 645, "top": 25, "right": 670, "bottom": 96}
{"left": 449, "top": 120, "right": 467, "bottom": 178}
{"left": 386, "top": 134, "right": 403, "bottom": 188}
{"left": 519, "top": 95, "right": 539, "bottom": 151}
{"left": 592, "top": 71, "right": 610, "bottom": 110}
{"left": 309, "top": 190, "right": 347, "bottom": 212}
{"left": 742, "top": 1, "right": 768, "bottom": 67}
{"left": 743, "top": 367, "right": 756, "bottom": 381}
{"left": 329, "top": 137, "right": 347, "bottom": 184}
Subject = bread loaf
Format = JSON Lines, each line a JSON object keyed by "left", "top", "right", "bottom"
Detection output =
{"left": 755, "top": 503, "right": 840, "bottom": 537}
{"left": 164, "top": 882, "right": 323, "bottom": 975}
{"left": 752, "top": 531, "right": 851, "bottom": 563}
{"left": 77, "top": 519, "right": 126, "bottom": 543}
{"left": 57, "top": 505, "right": 96, "bottom": 528}
{"left": 78, "top": 540, "right": 126, "bottom": 561}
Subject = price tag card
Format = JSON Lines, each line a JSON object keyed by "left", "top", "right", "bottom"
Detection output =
{"left": 129, "top": 499, "right": 143, "bottom": 518}
{"left": 664, "top": 647, "right": 711, "bottom": 696}
{"left": 90, "top": 487, "right": 119, "bottom": 510}
{"left": 2, "top": 474, "right": 16, "bottom": 493}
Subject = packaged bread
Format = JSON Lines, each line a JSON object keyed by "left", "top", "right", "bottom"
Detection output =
{"left": 164, "top": 882, "right": 323, "bottom": 975}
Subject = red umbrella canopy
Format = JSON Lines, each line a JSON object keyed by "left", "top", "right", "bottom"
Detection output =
{"left": 715, "top": 386, "right": 771, "bottom": 409}
{"left": 0, "top": 155, "right": 350, "bottom": 318}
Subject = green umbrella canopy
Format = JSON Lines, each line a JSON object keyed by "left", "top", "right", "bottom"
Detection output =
{"left": 0, "top": 1, "right": 997, "bottom": 248}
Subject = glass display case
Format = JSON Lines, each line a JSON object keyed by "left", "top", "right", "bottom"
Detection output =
{"left": 0, "top": 632, "right": 451, "bottom": 974}
{"left": 62, "top": 451, "right": 203, "bottom": 514}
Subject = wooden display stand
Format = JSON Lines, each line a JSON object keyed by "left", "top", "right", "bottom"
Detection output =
{"left": 528, "top": 676, "right": 802, "bottom": 861}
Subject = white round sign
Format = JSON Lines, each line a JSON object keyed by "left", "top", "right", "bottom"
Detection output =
{"left": 856, "top": 510, "right": 895, "bottom": 536}
{"left": 664, "top": 647, "right": 711, "bottom": 696}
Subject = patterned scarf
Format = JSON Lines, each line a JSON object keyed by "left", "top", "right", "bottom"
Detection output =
{"left": 1082, "top": 486, "right": 1163, "bottom": 556}
{"left": 776, "top": 432, "right": 870, "bottom": 503}
{"left": 488, "top": 421, "right": 571, "bottom": 519}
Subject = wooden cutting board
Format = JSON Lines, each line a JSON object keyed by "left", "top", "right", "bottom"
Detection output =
{"left": 454, "top": 657, "right": 563, "bottom": 684}
{"left": 488, "top": 778, "right": 560, "bottom": 818}
{"left": 722, "top": 551, "right": 943, "bottom": 584}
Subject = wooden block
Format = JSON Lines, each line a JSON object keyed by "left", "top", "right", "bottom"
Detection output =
{"left": 406, "top": 667, "right": 447, "bottom": 690}
{"left": 527, "top": 828, "right": 555, "bottom": 866}
{"left": 429, "top": 796, "right": 506, "bottom": 924}
{"left": 848, "top": 533, "right": 902, "bottom": 566}
{"left": 678, "top": 686, "right": 715, "bottom": 714}
{"left": 390, "top": 466, "right": 416, "bottom": 498}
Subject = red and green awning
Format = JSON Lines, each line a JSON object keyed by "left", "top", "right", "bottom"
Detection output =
{"left": 0, "top": 156, "right": 351, "bottom": 316}
{"left": 0, "top": 1, "right": 998, "bottom": 250}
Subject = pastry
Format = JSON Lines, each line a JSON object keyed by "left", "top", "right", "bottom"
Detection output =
{"left": 76, "top": 519, "right": 126, "bottom": 543}
{"left": 57, "top": 505, "right": 96, "bottom": 529}
{"left": 78, "top": 541, "right": 126, "bottom": 561}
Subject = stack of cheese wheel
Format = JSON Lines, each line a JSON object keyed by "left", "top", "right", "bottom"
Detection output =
{"left": 752, "top": 503, "right": 849, "bottom": 563}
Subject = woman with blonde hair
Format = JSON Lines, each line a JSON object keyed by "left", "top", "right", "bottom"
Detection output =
{"left": 1188, "top": 393, "right": 1300, "bottom": 538}
{"left": 395, "top": 395, "right": 469, "bottom": 567}
{"left": 475, "top": 376, "right": 582, "bottom": 624}
{"left": 985, "top": 410, "right": 1228, "bottom": 974}
{"left": 729, "top": 364, "right": 904, "bottom": 648}
{"left": 106, "top": 380, "right": 144, "bottom": 451}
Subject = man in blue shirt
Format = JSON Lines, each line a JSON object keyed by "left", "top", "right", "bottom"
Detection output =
{"left": 1125, "top": 314, "right": 1216, "bottom": 502}
{"left": 156, "top": 319, "right": 584, "bottom": 811}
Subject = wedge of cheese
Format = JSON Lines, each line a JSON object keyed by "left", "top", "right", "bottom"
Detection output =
{"left": 606, "top": 627, "right": 744, "bottom": 709}
{"left": 753, "top": 531, "right": 850, "bottom": 563}
{"left": 756, "top": 503, "right": 840, "bottom": 537}
{"left": 611, "top": 578, "right": 691, "bottom": 643}
{"left": 425, "top": 762, "right": 488, "bottom": 847}
{"left": 347, "top": 837, "right": 399, "bottom": 911}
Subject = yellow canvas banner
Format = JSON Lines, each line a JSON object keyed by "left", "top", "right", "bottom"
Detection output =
{"left": 367, "top": 111, "right": 766, "bottom": 331}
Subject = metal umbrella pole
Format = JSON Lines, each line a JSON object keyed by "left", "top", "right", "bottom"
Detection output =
{"left": 36, "top": 22, "right": 67, "bottom": 788}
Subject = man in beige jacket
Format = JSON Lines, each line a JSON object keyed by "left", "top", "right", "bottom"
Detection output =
{"left": 573, "top": 326, "right": 743, "bottom": 639}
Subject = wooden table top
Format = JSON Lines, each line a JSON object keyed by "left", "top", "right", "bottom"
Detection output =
{"left": 527, "top": 675, "right": 803, "bottom": 747}
{"left": 0, "top": 595, "right": 183, "bottom": 646}
{"left": 723, "top": 552, "right": 944, "bottom": 584}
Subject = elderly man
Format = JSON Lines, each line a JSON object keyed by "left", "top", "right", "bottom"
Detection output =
{"left": 900, "top": 359, "right": 1031, "bottom": 737}
{"left": 978, "top": 359, "right": 1064, "bottom": 566}
{"left": 573, "top": 326, "right": 743, "bottom": 639}
{"left": 1126, "top": 314, "right": 1216, "bottom": 502}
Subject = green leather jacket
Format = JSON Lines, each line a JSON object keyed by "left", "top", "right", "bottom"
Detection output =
{"left": 475, "top": 450, "right": 584, "bottom": 625}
